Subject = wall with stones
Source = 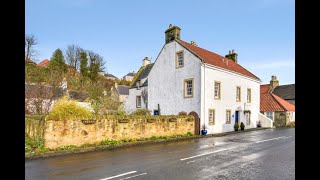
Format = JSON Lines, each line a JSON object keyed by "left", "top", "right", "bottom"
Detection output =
{"left": 44, "top": 116, "right": 194, "bottom": 149}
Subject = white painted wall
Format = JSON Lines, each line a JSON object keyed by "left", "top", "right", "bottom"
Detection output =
{"left": 201, "top": 64, "right": 261, "bottom": 134}
{"left": 125, "top": 86, "right": 148, "bottom": 114}
{"left": 258, "top": 112, "right": 273, "bottom": 128}
{"left": 147, "top": 41, "right": 202, "bottom": 116}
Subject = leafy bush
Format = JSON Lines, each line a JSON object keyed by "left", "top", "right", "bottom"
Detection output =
{"left": 131, "top": 109, "right": 151, "bottom": 116}
{"left": 234, "top": 123, "right": 239, "bottom": 130}
{"left": 100, "top": 139, "right": 122, "bottom": 146}
{"left": 185, "top": 132, "right": 193, "bottom": 136}
{"left": 240, "top": 122, "right": 245, "bottom": 130}
{"left": 47, "top": 96, "right": 92, "bottom": 120}
{"left": 91, "top": 95, "right": 122, "bottom": 115}
{"left": 286, "top": 121, "right": 295, "bottom": 128}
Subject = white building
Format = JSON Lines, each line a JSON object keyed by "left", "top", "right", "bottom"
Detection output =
{"left": 126, "top": 25, "right": 262, "bottom": 135}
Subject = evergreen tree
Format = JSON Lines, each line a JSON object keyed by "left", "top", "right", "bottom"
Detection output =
{"left": 50, "top": 48, "right": 67, "bottom": 72}
{"left": 80, "top": 52, "right": 89, "bottom": 77}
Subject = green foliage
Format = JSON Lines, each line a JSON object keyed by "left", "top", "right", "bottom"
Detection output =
{"left": 234, "top": 122, "right": 239, "bottom": 130}
{"left": 50, "top": 48, "right": 67, "bottom": 73}
{"left": 25, "top": 135, "right": 47, "bottom": 153}
{"left": 100, "top": 139, "right": 122, "bottom": 146}
{"left": 131, "top": 109, "right": 151, "bottom": 116}
{"left": 57, "top": 145, "right": 78, "bottom": 151}
{"left": 47, "top": 96, "right": 92, "bottom": 120}
{"left": 91, "top": 94, "right": 122, "bottom": 115}
{"left": 240, "top": 122, "right": 245, "bottom": 130}
{"left": 80, "top": 52, "right": 89, "bottom": 78}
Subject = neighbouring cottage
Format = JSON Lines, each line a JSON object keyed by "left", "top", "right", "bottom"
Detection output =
{"left": 260, "top": 76, "right": 295, "bottom": 127}
{"left": 110, "top": 82, "right": 129, "bottom": 103}
{"left": 126, "top": 24, "right": 262, "bottom": 135}
{"left": 104, "top": 73, "right": 119, "bottom": 81}
{"left": 123, "top": 71, "right": 136, "bottom": 82}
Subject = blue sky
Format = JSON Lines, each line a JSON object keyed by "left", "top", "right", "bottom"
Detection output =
{"left": 26, "top": 0, "right": 294, "bottom": 85}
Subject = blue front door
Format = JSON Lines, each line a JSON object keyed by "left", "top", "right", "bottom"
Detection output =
{"left": 235, "top": 111, "right": 239, "bottom": 124}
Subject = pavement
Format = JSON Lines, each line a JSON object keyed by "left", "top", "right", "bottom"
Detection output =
{"left": 25, "top": 128, "right": 295, "bottom": 180}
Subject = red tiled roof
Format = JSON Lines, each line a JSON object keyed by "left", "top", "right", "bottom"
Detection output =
{"left": 260, "top": 84, "right": 270, "bottom": 94}
{"left": 271, "top": 93, "right": 295, "bottom": 111}
{"left": 177, "top": 40, "right": 260, "bottom": 81}
{"left": 37, "top": 59, "right": 50, "bottom": 67}
{"left": 260, "top": 92, "right": 295, "bottom": 112}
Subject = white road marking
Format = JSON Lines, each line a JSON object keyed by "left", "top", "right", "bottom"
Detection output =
{"left": 119, "top": 173, "right": 147, "bottom": 180}
{"left": 181, "top": 136, "right": 292, "bottom": 162}
{"left": 186, "top": 160, "right": 196, "bottom": 164}
{"left": 99, "top": 171, "right": 137, "bottom": 180}
{"left": 255, "top": 136, "right": 291, "bottom": 143}
{"left": 180, "top": 147, "right": 237, "bottom": 161}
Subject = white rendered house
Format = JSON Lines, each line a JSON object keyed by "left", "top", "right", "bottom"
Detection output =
{"left": 126, "top": 25, "right": 261, "bottom": 135}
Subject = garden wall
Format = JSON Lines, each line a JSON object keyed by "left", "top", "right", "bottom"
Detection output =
{"left": 44, "top": 116, "right": 194, "bottom": 149}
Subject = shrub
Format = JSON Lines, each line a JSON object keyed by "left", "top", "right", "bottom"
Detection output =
{"left": 234, "top": 123, "right": 239, "bottom": 130}
{"left": 47, "top": 96, "right": 92, "bottom": 120}
{"left": 186, "top": 132, "right": 193, "bottom": 136}
{"left": 131, "top": 109, "right": 151, "bottom": 116}
{"left": 240, "top": 122, "right": 245, "bottom": 130}
{"left": 286, "top": 121, "right": 295, "bottom": 128}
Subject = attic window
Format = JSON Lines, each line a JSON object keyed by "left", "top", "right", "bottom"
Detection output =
{"left": 176, "top": 51, "right": 184, "bottom": 68}
{"left": 136, "top": 80, "right": 141, "bottom": 89}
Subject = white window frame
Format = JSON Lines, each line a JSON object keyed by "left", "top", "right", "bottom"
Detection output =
{"left": 176, "top": 50, "right": 184, "bottom": 68}
{"left": 247, "top": 88, "right": 251, "bottom": 103}
{"left": 236, "top": 86, "right": 241, "bottom": 102}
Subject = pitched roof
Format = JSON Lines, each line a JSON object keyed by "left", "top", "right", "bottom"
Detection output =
{"left": 272, "top": 84, "right": 295, "bottom": 100}
{"left": 125, "top": 72, "right": 135, "bottom": 77}
{"left": 104, "top": 73, "right": 118, "bottom": 79}
{"left": 260, "top": 92, "right": 295, "bottom": 112}
{"left": 176, "top": 40, "right": 260, "bottom": 81}
{"left": 260, "top": 84, "right": 270, "bottom": 94}
{"left": 271, "top": 93, "right": 295, "bottom": 111}
{"left": 130, "top": 63, "right": 154, "bottom": 88}
{"left": 37, "top": 59, "right": 50, "bottom": 67}
{"left": 116, "top": 85, "right": 129, "bottom": 95}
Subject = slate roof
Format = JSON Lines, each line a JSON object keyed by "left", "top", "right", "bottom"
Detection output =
{"left": 272, "top": 84, "right": 295, "bottom": 100}
{"left": 176, "top": 40, "right": 260, "bottom": 81}
{"left": 130, "top": 63, "right": 154, "bottom": 88}
{"left": 104, "top": 73, "right": 118, "bottom": 79}
{"left": 125, "top": 72, "right": 135, "bottom": 77}
{"left": 116, "top": 85, "right": 129, "bottom": 95}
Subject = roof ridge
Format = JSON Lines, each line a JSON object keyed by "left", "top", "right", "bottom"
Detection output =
{"left": 176, "top": 39, "right": 260, "bottom": 81}
{"left": 270, "top": 93, "right": 289, "bottom": 111}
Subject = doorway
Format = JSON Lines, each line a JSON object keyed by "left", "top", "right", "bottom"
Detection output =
{"left": 188, "top": 111, "right": 200, "bottom": 135}
{"left": 235, "top": 111, "right": 239, "bottom": 124}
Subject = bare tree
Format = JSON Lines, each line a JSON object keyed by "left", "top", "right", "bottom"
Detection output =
{"left": 88, "top": 51, "right": 106, "bottom": 72}
{"left": 25, "top": 34, "right": 39, "bottom": 61}
{"left": 65, "top": 44, "right": 83, "bottom": 70}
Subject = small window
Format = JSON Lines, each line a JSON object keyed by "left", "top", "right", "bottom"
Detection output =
{"left": 214, "top": 81, "right": 221, "bottom": 99}
{"left": 176, "top": 51, "right": 184, "bottom": 68}
{"left": 247, "top": 88, "right": 251, "bottom": 103}
{"left": 184, "top": 79, "right": 193, "bottom": 98}
{"left": 136, "top": 96, "right": 141, "bottom": 108}
{"left": 236, "top": 86, "right": 241, "bottom": 102}
{"left": 136, "top": 80, "right": 141, "bottom": 89}
{"left": 154, "top": 110, "right": 159, "bottom": 115}
{"left": 208, "top": 109, "right": 215, "bottom": 125}
{"left": 246, "top": 112, "right": 251, "bottom": 125}
{"left": 266, "top": 112, "right": 273, "bottom": 120}
{"left": 226, "top": 110, "right": 231, "bottom": 124}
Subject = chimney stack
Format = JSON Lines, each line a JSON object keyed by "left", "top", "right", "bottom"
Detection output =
{"left": 165, "top": 24, "right": 181, "bottom": 44}
{"left": 143, "top": 57, "right": 151, "bottom": 67}
{"left": 225, "top": 49, "right": 238, "bottom": 63}
{"left": 190, "top": 41, "right": 198, "bottom": 46}
{"left": 269, "top": 75, "right": 279, "bottom": 91}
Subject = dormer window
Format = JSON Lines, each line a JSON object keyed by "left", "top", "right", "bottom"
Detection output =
{"left": 176, "top": 50, "right": 184, "bottom": 68}
{"left": 136, "top": 80, "right": 141, "bottom": 89}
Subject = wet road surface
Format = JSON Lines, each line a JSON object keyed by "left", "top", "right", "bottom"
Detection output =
{"left": 25, "top": 128, "right": 295, "bottom": 180}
